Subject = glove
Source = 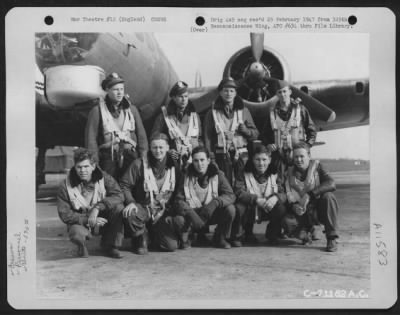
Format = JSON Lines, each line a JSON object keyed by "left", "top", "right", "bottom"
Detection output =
{"left": 168, "top": 149, "right": 180, "bottom": 161}
{"left": 238, "top": 123, "right": 251, "bottom": 137}
{"left": 186, "top": 209, "right": 205, "bottom": 231}
{"left": 267, "top": 144, "right": 277, "bottom": 152}
{"left": 209, "top": 152, "right": 216, "bottom": 164}
{"left": 292, "top": 202, "right": 306, "bottom": 216}
{"left": 308, "top": 190, "right": 317, "bottom": 201}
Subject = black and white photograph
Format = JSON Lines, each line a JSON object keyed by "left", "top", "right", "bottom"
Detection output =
{"left": 6, "top": 7, "right": 396, "bottom": 309}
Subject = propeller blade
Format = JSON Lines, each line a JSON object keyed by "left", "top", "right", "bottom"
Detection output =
{"left": 290, "top": 86, "right": 336, "bottom": 123}
{"left": 250, "top": 33, "right": 264, "bottom": 62}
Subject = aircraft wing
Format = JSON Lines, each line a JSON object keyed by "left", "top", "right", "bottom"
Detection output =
{"left": 188, "top": 86, "right": 219, "bottom": 114}
{"left": 293, "top": 79, "right": 369, "bottom": 131}
{"left": 188, "top": 77, "right": 369, "bottom": 133}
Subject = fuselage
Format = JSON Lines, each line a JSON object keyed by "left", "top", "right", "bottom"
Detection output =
{"left": 36, "top": 33, "right": 179, "bottom": 147}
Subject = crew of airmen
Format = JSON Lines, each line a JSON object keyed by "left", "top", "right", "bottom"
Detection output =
{"left": 57, "top": 72, "right": 340, "bottom": 259}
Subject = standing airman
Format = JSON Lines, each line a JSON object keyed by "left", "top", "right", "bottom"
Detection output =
{"left": 151, "top": 81, "right": 203, "bottom": 169}
{"left": 85, "top": 72, "right": 148, "bottom": 180}
{"left": 260, "top": 80, "right": 316, "bottom": 176}
{"left": 204, "top": 77, "right": 259, "bottom": 186}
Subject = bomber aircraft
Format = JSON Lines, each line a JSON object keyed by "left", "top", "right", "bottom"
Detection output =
{"left": 35, "top": 32, "right": 369, "bottom": 187}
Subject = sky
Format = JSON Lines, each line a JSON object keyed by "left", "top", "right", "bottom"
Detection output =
{"left": 154, "top": 32, "right": 369, "bottom": 160}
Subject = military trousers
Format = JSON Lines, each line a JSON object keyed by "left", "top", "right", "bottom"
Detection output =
{"left": 123, "top": 204, "right": 184, "bottom": 252}
{"left": 282, "top": 192, "right": 339, "bottom": 239}
{"left": 195, "top": 204, "right": 236, "bottom": 239}
{"left": 68, "top": 203, "right": 124, "bottom": 249}
{"left": 99, "top": 149, "right": 137, "bottom": 180}
{"left": 232, "top": 200, "right": 286, "bottom": 240}
{"left": 214, "top": 152, "right": 248, "bottom": 186}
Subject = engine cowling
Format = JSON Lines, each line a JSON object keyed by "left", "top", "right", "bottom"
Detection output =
{"left": 222, "top": 45, "right": 290, "bottom": 104}
{"left": 221, "top": 44, "right": 291, "bottom": 127}
{"left": 44, "top": 65, "right": 105, "bottom": 109}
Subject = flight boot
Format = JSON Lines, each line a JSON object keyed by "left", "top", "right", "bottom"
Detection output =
{"left": 213, "top": 232, "right": 231, "bottom": 249}
{"left": 265, "top": 229, "right": 279, "bottom": 246}
{"left": 310, "top": 226, "right": 320, "bottom": 240}
{"left": 229, "top": 239, "right": 243, "bottom": 247}
{"left": 105, "top": 247, "right": 123, "bottom": 259}
{"left": 71, "top": 238, "right": 89, "bottom": 258}
{"left": 179, "top": 231, "right": 191, "bottom": 250}
{"left": 326, "top": 237, "right": 338, "bottom": 252}
{"left": 298, "top": 229, "right": 312, "bottom": 245}
{"left": 77, "top": 243, "right": 89, "bottom": 258}
{"left": 243, "top": 232, "right": 259, "bottom": 245}
{"left": 132, "top": 231, "right": 148, "bottom": 255}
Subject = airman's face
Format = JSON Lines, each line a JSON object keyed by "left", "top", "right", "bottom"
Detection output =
{"left": 220, "top": 87, "right": 237, "bottom": 105}
{"left": 150, "top": 139, "right": 169, "bottom": 161}
{"left": 293, "top": 148, "right": 311, "bottom": 171}
{"left": 252, "top": 153, "right": 271, "bottom": 174}
{"left": 172, "top": 92, "right": 189, "bottom": 110}
{"left": 192, "top": 152, "right": 210, "bottom": 175}
{"left": 74, "top": 159, "right": 95, "bottom": 182}
{"left": 107, "top": 83, "right": 125, "bottom": 103}
{"left": 276, "top": 86, "right": 292, "bottom": 106}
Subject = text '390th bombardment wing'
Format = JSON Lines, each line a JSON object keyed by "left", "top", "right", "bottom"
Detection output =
{"left": 35, "top": 32, "right": 369, "bottom": 187}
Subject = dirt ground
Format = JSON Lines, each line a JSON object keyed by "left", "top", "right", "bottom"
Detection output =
{"left": 36, "top": 171, "right": 370, "bottom": 304}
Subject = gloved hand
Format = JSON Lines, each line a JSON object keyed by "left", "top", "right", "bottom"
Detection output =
{"left": 186, "top": 209, "right": 205, "bottom": 231}
{"left": 292, "top": 202, "right": 306, "bottom": 216}
{"left": 287, "top": 191, "right": 297, "bottom": 204}
{"left": 267, "top": 144, "right": 278, "bottom": 152}
{"left": 308, "top": 190, "right": 317, "bottom": 201}
{"left": 264, "top": 195, "right": 278, "bottom": 212}
{"left": 209, "top": 152, "right": 216, "bottom": 165}
{"left": 238, "top": 123, "right": 251, "bottom": 137}
{"left": 168, "top": 149, "right": 180, "bottom": 161}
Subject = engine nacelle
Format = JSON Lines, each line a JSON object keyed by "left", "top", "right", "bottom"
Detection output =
{"left": 223, "top": 45, "right": 291, "bottom": 104}
{"left": 44, "top": 65, "right": 105, "bottom": 109}
{"left": 221, "top": 45, "right": 291, "bottom": 127}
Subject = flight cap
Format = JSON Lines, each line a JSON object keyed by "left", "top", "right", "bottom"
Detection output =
{"left": 169, "top": 81, "right": 189, "bottom": 97}
{"left": 218, "top": 77, "right": 237, "bottom": 91}
{"left": 102, "top": 72, "right": 125, "bottom": 90}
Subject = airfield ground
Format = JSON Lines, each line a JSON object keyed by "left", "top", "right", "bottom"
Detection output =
{"left": 35, "top": 170, "right": 370, "bottom": 302}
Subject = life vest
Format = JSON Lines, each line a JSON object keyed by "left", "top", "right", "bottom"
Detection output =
{"left": 270, "top": 100, "right": 305, "bottom": 153}
{"left": 143, "top": 157, "right": 176, "bottom": 223}
{"left": 285, "top": 160, "right": 320, "bottom": 213}
{"left": 66, "top": 175, "right": 106, "bottom": 211}
{"left": 244, "top": 172, "right": 278, "bottom": 199}
{"left": 183, "top": 174, "right": 218, "bottom": 209}
{"left": 212, "top": 107, "right": 247, "bottom": 158}
{"left": 99, "top": 98, "right": 136, "bottom": 146}
{"left": 161, "top": 106, "right": 200, "bottom": 159}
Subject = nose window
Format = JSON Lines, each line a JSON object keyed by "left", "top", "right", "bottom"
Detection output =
{"left": 355, "top": 82, "right": 364, "bottom": 94}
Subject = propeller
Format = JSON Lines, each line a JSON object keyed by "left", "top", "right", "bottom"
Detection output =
{"left": 228, "top": 33, "right": 336, "bottom": 123}
{"left": 239, "top": 33, "right": 273, "bottom": 102}
{"left": 290, "top": 86, "right": 336, "bottom": 122}
{"left": 250, "top": 33, "right": 264, "bottom": 62}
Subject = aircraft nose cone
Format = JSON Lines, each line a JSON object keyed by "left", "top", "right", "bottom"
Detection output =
{"left": 249, "top": 62, "right": 264, "bottom": 77}
{"left": 248, "top": 62, "right": 270, "bottom": 81}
